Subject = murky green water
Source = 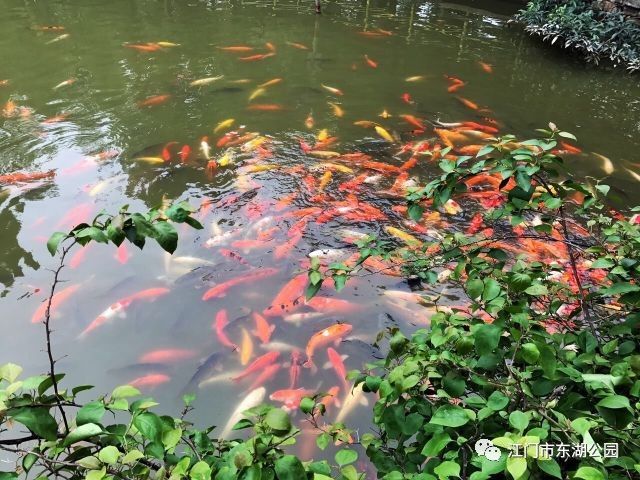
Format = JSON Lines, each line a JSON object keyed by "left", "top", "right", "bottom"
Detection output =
{"left": 1, "top": 0, "right": 639, "bottom": 461}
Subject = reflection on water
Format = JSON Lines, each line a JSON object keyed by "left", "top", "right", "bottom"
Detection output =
{"left": 1, "top": 0, "right": 639, "bottom": 460}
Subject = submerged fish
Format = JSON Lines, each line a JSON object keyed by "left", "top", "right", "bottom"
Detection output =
{"left": 305, "top": 323, "right": 353, "bottom": 370}
{"left": 190, "top": 76, "right": 224, "bottom": 87}
{"left": 31, "top": 284, "right": 80, "bottom": 323}
{"left": 182, "top": 351, "right": 227, "bottom": 393}
{"left": 219, "top": 387, "right": 266, "bottom": 439}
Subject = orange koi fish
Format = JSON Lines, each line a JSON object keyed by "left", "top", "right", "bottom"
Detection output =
{"left": 139, "top": 348, "right": 197, "bottom": 363}
{"left": 247, "top": 104, "right": 284, "bottom": 111}
{"left": 304, "top": 112, "right": 315, "bottom": 129}
{"left": 274, "top": 231, "right": 302, "bottom": 259}
{"left": 31, "top": 284, "right": 80, "bottom": 323}
{"left": 161, "top": 141, "right": 178, "bottom": 161}
{"left": 217, "top": 45, "right": 254, "bottom": 52}
{"left": 124, "top": 43, "right": 162, "bottom": 52}
{"left": 232, "top": 351, "right": 280, "bottom": 381}
{"left": 129, "top": 374, "right": 170, "bottom": 389}
{"left": 289, "top": 350, "right": 304, "bottom": 388}
{"left": 213, "top": 309, "right": 237, "bottom": 350}
{"left": 401, "top": 93, "right": 413, "bottom": 104}
{"left": 136, "top": 94, "right": 171, "bottom": 108}
{"left": 327, "top": 347, "right": 349, "bottom": 390}
{"left": 219, "top": 248, "right": 250, "bottom": 265}
{"left": 457, "top": 96, "right": 479, "bottom": 110}
{"left": 79, "top": 288, "right": 169, "bottom": 337}
{"left": 41, "top": 113, "right": 70, "bottom": 124}
{"left": 263, "top": 273, "right": 307, "bottom": 317}
{"left": 1, "top": 100, "right": 17, "bottom": 117}
{"left": 246, "top": 364, "right": 280, "bottom": 391}
{"left": 270, "top": 388, "right": 316, "bottom": 409}
{"left": 364, "top": 55, "right": 378, "bottom": 68}
{"left": 239, "top": 328, "right": 253, "bottom": 365}
{"left": 286, "top": 41, "right": 309, "bottom": 50}
{"left": 265, "top": 42, "right": 276, "bottom": 52}
{"left": 69, "top": 245, "right": 90, "bottom": 269}
{"left": 202, "top": 268, "right": 279, "bottom": 300}
{"left": 478, "top": 61, "right": 493, "bottom": 73}
{"left": 400, "top": 114, "right": 425, "bottom": 130}
{"left": 328, "top": 102, "right": 345, "bottom": 118}
{"left": 239, "top": 53, "right": 275, "bottom": 61}
{"left": 305, "top": 323, "right": 353, "bottom": 370}
{"left": 321, "top": 84, "right": 344, "bottom": 96}
{"left": 0, "top": 170, "right": 55, "bottom": 185}
{"left": 559, "top": 141, "right": 582, "bottom": 154}
{"left": 115, "top": 243, "right": 130, "bottom": 265}
{"left": 252, "top": 312, "right": 275, "bottom": 344}
{"left": 306, "top": 296, "right": 362, "bottom": 315}
{"left": 460, "top": 121, "right": 499, "bottom": 134}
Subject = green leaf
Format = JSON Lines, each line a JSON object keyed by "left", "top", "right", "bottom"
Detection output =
{"left": 111, "top": 385, "right": 140, "bottom": 399}
{"left": 335, "top": 449, "right": 358, "bottom": 466}
{"left": 85, "top": 467, "right": 106, "bottom": 480}
{"left": 162, "top": 428, "right": 182, "bottom": 450}
{"left": 133, "top": 412, "right": 163, "bottom": 443}
{"left": 506, "top": 457, "right": 527, "bottom": 479}
{"left": 22, "top": 452, "right": 38, "bottom": 473}
{"left": 466, "top": 279, "right": 484, "bottom": 300}
{"left": 521, "top": 343, "right": 540, "bottom": 364}
{"left": 76, "top": 456, "right": 102, "bottom": 469}
{"left": 596, "top": 395, "right": 630, "bottom": 409}
{"left": 75, "top": 226, "right": 108, "bottom": 244}
{"left": 537, "top": 458, "right": 561, "bottom": 479}
{"left": 274, "top": 455, "right": 306, "bottom": 480}
{"left": 121, "top": 450, "right": 144, "bottom": 465}
{"left": 421, "top": 432, "right": 451, "bottom": 456}
{"left": 487, "top": 391, "right": 509, "bottom": 411}
{"left": 474, "top": 324, "right": 501, "bottom": 355}
{"left": 316, "top": 432, "right": 330, "bottom": 450}
{"left": 558, "top": 131, "right": 577, "bottom": 141}
{"left": 153, "top": 221, "right": 179, "bottom": 254}
{"left": 429, "top": 404, "right": 470, "bottom": 428}
{"left": 265, "top": 408, "right": 291, "bottom": 432}
{"left": 433, "top": 461, "right": 460, "bottom": 479}
{"left": 47, "top": 232, "right": 67, "bottom": 256}
{"left": 601, "top": 283, "right": 640, "bottom": 295}
{"left": 524, "top": 284, "right": 548, "bottom": 296}
{"left": 508, "top": 411, "right": 529, "bottom": 432}
{"left": 9, "top": 407, "right": 59, "bottom": 441}
{"left": 482, "top": 279, "right": 501, "bottom": 302}
{"left": 0, "top": 363, "right": 22, "bottom": 383}
{"left": 0, "top": 473, "right": 18, "bottom": 480}
{"left": 77, "top": 401, "right": 106, "bottom": 426}
{"left": 308, "top": 461, "right": 332, "bottom": 476}
{"left": 408, "top": 203, "right": 424, "bottom": 221}
{"left": 574, "top": 466, "right": 604, "bottom": 480}
{"left": 340, "top": 465, "right": 359, "bottom": 480}
{"left": 189, "top": 461, "right": 211, "bottom": 480}
{"left": 64, "top": 423, "right": 103, "bottom": 446}
{"left": 98, "top": 446, "right": 120, "bottom": 465}
{"left": 305, "top": 279, "right": 323, "bottom": 300}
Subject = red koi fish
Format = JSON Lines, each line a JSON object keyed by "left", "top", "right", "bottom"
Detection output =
{"left": 263, "top": 273, "right": 307, "bottom": 317}
{"left": 129, "top": 374, "right": 170, "bottom": 389}
{"left": 57, "top": 203, "right": 93, "bottom": 229}
{"left": 400, "top": 157, "right": 418, "bottom": 171}
{"left": 364, "top": 55, "right": 378, "bottom": 68}
{"left": 401, "top": 93, "right": 413, "bottom": 104}
{"left": 232, "top": 351, "right": 280, "bottom": 382}
{"left": 289, "top": 350, "right": 303, "bottom": 388}
{"left": 139, "top": 348, "right": 197, "bottom": 363}
{"left": 213, "top": 309, "right": 237, "bottom": 350}
{"left": 317, "top": 386, "right": 341, "bottom": 412}
{"left": 457, "top": 96, "right": 479, "bottom": 110}
{"left": 79, "top": 288, "right": 170, "bottom": 337}
{"left": 219, "top": 248, "right": 250, "bottom": 265}
{"left": 252, "top": 312, "right": 275, "bottom": 344}
{"left": 231, "top": 239, "right": 271, "bottom": 250}
{"left": 179, "top": 145, "right": 191, "bottom": 162}
{"left": 162, "top": 141, "right": 178, "bottom": 161}
{"left": 202, "top": 268, "right": 278, "bottom": 300}
{"left": 305, "top": 323, "right": 353, "bottom": 371}
{"left": 269, "top": 388, "right": 316, "bottom": 410}
{"left": 466, "top": 213, "right": 485, "bottom": 235}
{"left": 69, "top": 245, "right": 91, "bottom": 269}
{"left": 327, "top": 347, "right": 349, "bottom": 390}
{"left": 478, "top": 61, "right": 493, "bottom": 73}
{"left": 274, "top": 231, "right": 302, "bottom": 259}
{"left": 338, "top": 173, "right": 368, "bottom": 192}
{"left": 239, "top": 53, "right": 275, "bottom": 61}
{"left": 31, "top": 284, "right": 80, "bottom": 323}
{"left": 136, "top": 94, "right": 171, "bottom": 108}
{"left": 460, "top": 121, "right": 499, "bottom": 134}
{"left": 0, "top": 170, "right": 55, "bottom": 185}
{"left": 217, "top": 45, "right": 254, "bottom": 52}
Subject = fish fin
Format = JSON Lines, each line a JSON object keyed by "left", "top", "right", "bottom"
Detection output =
{"left": 359, "top": 396, "right": 369, "bottom": 406}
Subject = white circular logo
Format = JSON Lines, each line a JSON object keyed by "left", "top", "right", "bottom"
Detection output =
{"left": 485, "top": 446, "right": 501, "bottom": 461}
{"left": 475, "top": 438, "right": 492, "bottom": 456}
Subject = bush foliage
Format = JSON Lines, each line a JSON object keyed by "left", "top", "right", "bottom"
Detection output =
{"left": 515, "top": 0, "right": 640, "bottom": 72}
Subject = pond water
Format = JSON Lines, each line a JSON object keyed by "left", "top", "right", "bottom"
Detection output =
{"left": 1, "top": 0, "right": 639, "bottom": 463}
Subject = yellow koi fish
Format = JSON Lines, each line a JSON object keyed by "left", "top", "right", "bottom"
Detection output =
{"left": 258, "top": 78, "right": 283, "bottom": 88}
{"left": 240, "top": 328, "right": 253, "bottom": 366}
{"left": 328, "top": 102, "right": 344, "bottom": 118}
{"left": 318, "top": 171, "right": 332, "bottom": 191}
{"left": 214, "top": 118, "right": 235, "bottom": 134}
{"left": 249, "top": 87, "right": 266, "bottom": 102}
{"left": 375, "top": 125, "right": 394, "bottom": 142}
{"left": 309, "top": 150, "right": 341, "bottom": 159}
{"left": 135, "top": 156, "right": 165, "bottom": 164}
{"left": 385, "top": 226, "right": 420, "bottom": 246}
{"left": 190, "top": 75, "right": 224, "bottom": 87}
